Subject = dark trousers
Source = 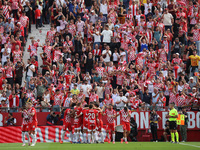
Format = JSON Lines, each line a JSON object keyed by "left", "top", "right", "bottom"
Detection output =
{"left": 36, "top": 19, "right": 41, "bottom": 29}
{"left": 151, "top": 125, "right": 158, "bottom": 141}
{"left": 15, "top": 77, "right": 22, "bottom": 86}
{"left": 7, "top": 78, "right": 14, "bottom": 87}
{"left": 12, "top": 9, "right": 19, "bottom": 20}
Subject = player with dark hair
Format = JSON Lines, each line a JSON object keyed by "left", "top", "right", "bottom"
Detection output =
{"left": 87, "top": 104, "right": 98, "bottom": 143}
{"left": 115, "top": 107, "right": 131, "bottom": 144}
{"left": 103, "top": 104, "right": 116, "bottom": 144}
{"left": 26, "top": 102, "right": 38, "bottom": 146}
{"left": 94, "top": 102, "right": 104, "bottom": 143}
{"left": 73, "top": 103, "right": 83, "bottom": 143}
{"left": 21, "top": 106, "right": 30, "bottom": 146}
{"left": 60, "top": 106, "right": 74, "bottom": 144}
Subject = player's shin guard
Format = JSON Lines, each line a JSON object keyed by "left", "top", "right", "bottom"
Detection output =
{"left": 92, "top": 133, "right": 96, "bottom": 142}
{"left": 88, "top": 134, "right": 91, "bottom": 143}
{"left": 112, "top": 134, "right": 115, "bottom": 142}
{"left": 100, "top": 132, "right": 104, "bottom": 142}
{"left": 61, "top": 131, "right": 66, "bottom": 141}
{"left": 25, "top": 132, "right": 30, "bottom": 143}
{"left": 95, "top": 132, "right": 98, "bottom": 142}
{"left": 22, "top": 132, "right": 25, "bottom": 144}
{"left": 171, "top": 133, "right": 175, "bottom": 142}
{"left": 70, "top": 131, "right": 73, "bottom": 141}
{"left": 175, "top": 132, "right": 179, "bottom": 142}
{"left": 125, "top": 137, "right": 127, "bottom": 142}
{"left": 83, "top": 133, "right": 87, "bottom": 143}
{"left": 32, "top": 134, "right": 36, "bottom": 144}
{"left": 76, "top": 132, "right": 80, "bottom": 142}
{"left": 74, "top": 133, "right": 77, "bottom": 142}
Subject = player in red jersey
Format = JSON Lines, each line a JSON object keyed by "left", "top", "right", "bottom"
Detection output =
{"left": 94, "top": 103, "right": 104, "bottom": 143}
{"left": 87, "top": 104, "right": 98, "bottom": 143}
{"left": 103, "top": 104, "right": 116, "bottom": 144}
{"left": 60, "top": 106, "right": 74, "bottom": 144}
{"left": 73, "top": 103, "right": 83, "bottom": 143}
{"left": 116, "top": 107, "right": 131, "bottom": 144}
{"left": 75, "top": 104, "right": 89, "bottom": 143}
{"left": 26, "top": 102, "right": 38, "bottom": 146}
{"left": 21, "top": 107, "right": 30, "bottom": 146}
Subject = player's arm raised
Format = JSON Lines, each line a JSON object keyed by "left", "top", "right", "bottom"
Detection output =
{"left": 75, "top": 112, "right": 83, "bottom": 118}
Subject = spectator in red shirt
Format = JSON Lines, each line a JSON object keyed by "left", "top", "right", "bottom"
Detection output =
{"left": 8, "top": 89, "right": 19, "bottom": 112}
{"left": 35, "top": 5, "right": 41, "bottom": 29}
{"left": 0, "top": 70, "right": 5, "bottom": 92}
{"left": 40, "top": 52, "right": 52, "bottom": 76}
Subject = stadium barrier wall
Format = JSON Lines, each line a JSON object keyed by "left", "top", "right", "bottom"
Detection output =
{"left": 0, "top": 111, "right": 200, "bottom": 143}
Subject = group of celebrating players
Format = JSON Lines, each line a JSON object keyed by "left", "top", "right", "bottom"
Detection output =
{"left": 61, "top": 102, "right": 131, "bottom": 144}
{"left": 21, "top": 101, "right": 132, "bottom": 146}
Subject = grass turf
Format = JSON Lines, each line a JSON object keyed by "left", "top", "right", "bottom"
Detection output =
{"left": 1, "top": 142, "right": 200, "bottom": 150}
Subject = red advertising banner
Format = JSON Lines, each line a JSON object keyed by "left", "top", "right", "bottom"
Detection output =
{"left": 0, "top": 111, "right": 200, "bottom": 129}
{"left": 0, "top": 124, "right": 200, "bottom": 143}
{"left": 0, "top": 126, "right": 66, "bottom": 143}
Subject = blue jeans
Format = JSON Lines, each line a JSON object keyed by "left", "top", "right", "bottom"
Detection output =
{"left": 190, "top": 66, "right": 198, "bottom": 77}
{"left": 103, "top": 14, "right": 107, "bottom": 22}
{"left": 125, "top": 50, "right": 128, "bottom": 63}
{"left": 168, "top": 42, "right": 172, "bottom": 60}
{"left": 165, "top": 26, "right": 172, "bottom": 31}
{"left": 195, "top": 41, "right": 200, "bottom": 55}
{"left": 26, "top": 76, "right": 31, "bottom": 88}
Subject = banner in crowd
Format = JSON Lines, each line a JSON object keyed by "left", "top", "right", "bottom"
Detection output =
{"left": 0, "top": 111, "right": 200, "bottom": 129}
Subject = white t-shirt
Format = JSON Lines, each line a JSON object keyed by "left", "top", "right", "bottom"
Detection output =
{"left": 152, "top": 92, "right": 159, "bottom": 103}
{"left": 96, "top": 86, "right": 104, "bottom": 99}
{"left": 115, "top": 96, "right": 127, "bottom": 109}
{"left": 26, "top": 64, "right": 35, "bottom": 77}
{"left": 113, "top": 52, "right": 119, "bottom": 61}
{"left": 81, "top": 84, "right": 92, "bottom": 97}
{"left": 112, "top": 93, "right": 119, "bottom": 105}
{"left": 1, "top": 48, "right": 11, "bottom": 65}
{"left": 101, "top": 30, "right": 113, "bottom": 43}
{"left": 135, "top": 15, "right": 141, "bottom": 23}
{"left": 108, "top": 23, "right": 114, "bottom": 30}
{"left": 144, "top": 3, "right": 152, "bottom": 15}
{"left": 102, "top": 50, "right": 111, "bottom": 62}
{"left": 100, "top": 3, "right": 108, "bottom": 14}
{"left": 93, "top": 32, "right": 101, "bottom": 43}
{"left": 163, "top": 13, "right": 173, "bottom": 26}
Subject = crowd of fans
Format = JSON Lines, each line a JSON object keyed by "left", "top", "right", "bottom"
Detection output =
{"left": 0, "top": 0, "right": 200, "bottom": 113}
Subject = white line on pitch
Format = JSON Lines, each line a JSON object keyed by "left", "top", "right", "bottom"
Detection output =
{"left": 179, "top": 143, "right": 200, "bottom": 148}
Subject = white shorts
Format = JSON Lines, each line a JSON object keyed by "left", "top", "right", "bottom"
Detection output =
{"left": 75, "top": 127, "right": 81, "bottom": 130}
{"left": 83, "top": 126, "right": 88, "bottom": 130}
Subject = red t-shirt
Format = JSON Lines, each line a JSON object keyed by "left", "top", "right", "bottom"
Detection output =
{"left": 35, "top": 9, "right": 41, "bottom": 19}
{"left": 0, "top": 77, "right": 5, "bottom": 90}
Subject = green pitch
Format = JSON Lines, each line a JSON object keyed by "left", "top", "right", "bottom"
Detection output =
{"left": 1, "top": 142, "right": 200, "bottom": 150}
